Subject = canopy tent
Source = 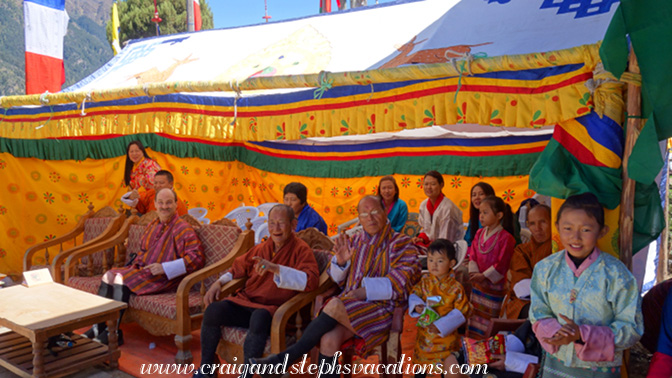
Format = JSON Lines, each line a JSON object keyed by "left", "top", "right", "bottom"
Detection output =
{"left": 2, "top": 0, "right": 654, "bottom": 279}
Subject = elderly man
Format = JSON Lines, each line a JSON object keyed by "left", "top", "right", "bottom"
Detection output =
{"left": 85, "top": 188, "right": 204, "bottom": 344}
{"left": 252, "top": 195, "right": 420, "bottom": 378}
{"left": 193, "top": 204, "right": 319, "bottom": 378}
{"left": 120, "top": 170, "right": 188, "bottom": 215}
{"left": 501, "top": 204, "right": 552, "bottom": 319}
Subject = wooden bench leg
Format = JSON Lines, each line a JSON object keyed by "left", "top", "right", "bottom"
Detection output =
{"left": 175, "top": 334, "right": 193, "bottom": 364}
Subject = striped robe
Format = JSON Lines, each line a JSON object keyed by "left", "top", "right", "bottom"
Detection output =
{"left": 336, "top": 223, "right": 420, "bottom": 356}
{"left": 108, "top": 214, "right": 204, "bottom": 295}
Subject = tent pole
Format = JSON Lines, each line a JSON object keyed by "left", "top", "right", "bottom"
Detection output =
{"left": 660, "top": 146, "right": 670, "bottom": 283}
{"left": 619, "top": 50, "right": 641, "bottom": 271}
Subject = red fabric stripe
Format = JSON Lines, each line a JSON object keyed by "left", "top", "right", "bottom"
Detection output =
{"left": 4, "top": 72, "right": 592, "bottom": 123}
{"left": 553, "top": 124, "right": 606, "bottom": 167}
{"left": 193, "top": 1, "right": 201, "bottom": 31}
{"left": 25, "top": 52, "right": 65, "bottom": 95}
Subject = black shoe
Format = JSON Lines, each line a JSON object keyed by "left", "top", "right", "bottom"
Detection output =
{"left": 82, "top": 323, "right": 105, "bottom": 339}
{"left": 94, "top": 329, "right": 124, "bottom": 346}
{"left": 249, "top": 356, "right": 284, "bottom": 378}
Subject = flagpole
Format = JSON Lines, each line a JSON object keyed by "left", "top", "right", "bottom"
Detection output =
{"left": 187, "top": 0, "right": 195, "bottom": 31}
{"left": 619, "top": 49, "right": 641, "bottom": 271}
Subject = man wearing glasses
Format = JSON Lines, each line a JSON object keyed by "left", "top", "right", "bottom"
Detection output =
{"left": 193, "top": 204, "right": 319, "bottom": 378}
{"left": 252, "top": 195, "right": 420, "bottom": 378}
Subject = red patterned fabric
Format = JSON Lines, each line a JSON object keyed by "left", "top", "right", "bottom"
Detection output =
{"left": 127, "top": 224, "right": 148, "bottom": 258}
{"left": 313, "top": 249, "right": 332, "bottom": 274}
{"left": 196, "top": 224, "right": 242, "bottom": 287}
{"left": 221, "top": 326, "right": 297, "bottom": 354}
{"left": 129, "top": 289, "right": 203, "bottom": 319}
{"left": 68, "top": 276, "right": 101, "bottom": 294}
{"left": 81, "top": 217, "right": 116, "bottom": 273}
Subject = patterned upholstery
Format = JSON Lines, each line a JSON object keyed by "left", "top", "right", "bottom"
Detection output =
{"left": 68, "top": 276, "right": 101, "bottom": 295}
{"left": 313, "top": 249, "right": 332, "bottom": 274}
{"left": 127, "top": 224, "right": 148, "bottom": 258}
{"left": 196, "top": 224, "right": 242, "bottom": 287}
{"left": 80, "top": 217, "right": 116, "bottom": 273}
{"left": 130, "top": 289, "right": 203, "bottom": 320}
{"left": 221, "top": 326, "right": 297, "bottom": 354}
{"left": 401, "top": 212, "right": 420, "bottom": 238}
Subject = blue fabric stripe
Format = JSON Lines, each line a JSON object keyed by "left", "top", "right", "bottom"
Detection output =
{"left": 250, "top": 133, "right": 551, "bottom": 153}
{"left": 24, "top": 0, "right": 65, "bottom": 11}
{"left": 575, "top": 112, "right": 624, "bottom": 157}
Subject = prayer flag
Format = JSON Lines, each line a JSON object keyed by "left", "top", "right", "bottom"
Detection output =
{"left": 23, "top": 0, "right": 69, "bottom": 95}
{"left": 111, "top": 1, "right": 121, "bottom": 55}
{"left": 193, "top": 0, "right": 201, "bottom": 31}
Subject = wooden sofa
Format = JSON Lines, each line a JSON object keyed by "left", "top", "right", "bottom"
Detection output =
{"left": 215, "top": 227, "right": 335, "bottom": 363}
{"left": 23, "top": 204, "right": 126, "bottom": 282}
{"left": 62, "top": 211, "right": 254, "bottom": 363}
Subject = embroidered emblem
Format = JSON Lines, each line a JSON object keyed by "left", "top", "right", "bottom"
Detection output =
{"left": 569, "top": 289, "right": 577, "bottom": 304}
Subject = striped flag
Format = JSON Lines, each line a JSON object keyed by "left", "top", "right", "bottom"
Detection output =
{"left": 193, "top": 0, "right": 201, "bottom": 31}
{"left": 111, "top": 1, "right": 121, "bottom": 55}
{"left": 23, "top": 0, "right": 69, "bottom": 94}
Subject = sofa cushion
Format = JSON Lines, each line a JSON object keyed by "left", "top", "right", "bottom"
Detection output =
{"left": 196, "top": 224, "right": 242, "bottom": 287}
{"left": 129, "top": 289, "right": 203, "bottom": 320}
{"left": 221, "top": 326, "right": 297, "bottom": 354}
{"left": 68, "top": 275, "right": 102, "bottom": 295}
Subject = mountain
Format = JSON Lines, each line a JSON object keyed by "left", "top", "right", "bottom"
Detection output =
{"left": 0, "top": 0, "right": 114, "bottom": 96}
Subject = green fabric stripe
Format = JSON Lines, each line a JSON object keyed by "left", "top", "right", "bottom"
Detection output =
{"left": 0, "top": 134, "right": 540, "bottom": 178}
{"left": 530, "top": 139, "right": 664, "bottom": 252}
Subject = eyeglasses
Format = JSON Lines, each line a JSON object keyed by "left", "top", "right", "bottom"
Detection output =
{"left": 268, "top": 221, "right": 289, "bottom": 228}
{"left": 358, "top": 209, "right": 381, "bottom": 218}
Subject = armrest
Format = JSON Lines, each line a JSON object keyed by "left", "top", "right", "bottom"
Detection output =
{"left": 337, "top": 218, "right": 359, "bottom": 234}
{"left": 522, "top": 363, "right": 540, "bottom": 378}
{"left": 50, "top": 214, "right": 127, "bottom": 283}
{"left": 175, "top": 230, "right": 255, "bottom": 334}
{"left": 24, "top": 210, "right": 93, "bottom": 271}
{"left": 270, "top": 271, "right": 336, "bottom": 353}
{"left": 61, "top": 215, "right": 138, "bottom": 283}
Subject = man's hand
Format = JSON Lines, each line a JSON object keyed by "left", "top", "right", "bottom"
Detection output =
{"left": 144, "top": 263, "right": 165, "bottom": 276}
{"left": 414, "top": 304, "right": 425, "bottom": 314}
{"left": 469, "top": 272, "right": 486, "bottom": 284}
{"left": 348, "top": 287, "right": 366, "bottom": 300}
{"left": 334, "top": 232, "right": 354, "bottom": 266}
{"left": 128, "top": 190, "right": 140, "bottom": 200}
{"left": 428, "top": 324, "right": 440, "bottom": 334}
{"left": 204, "top": 280, "right": 222, "bottom": 307}
{"left": 252, "top": 256, "right": 279, "bottom": 276}
{"left": 411, "top": 236, "right": 422, "bottom": 244}
{"left": 488, "top": 356, "right": 505, "bottom": 370}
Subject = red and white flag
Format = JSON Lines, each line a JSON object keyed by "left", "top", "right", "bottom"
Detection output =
{"left": 23, "top": 0, "right": 69, "bottom": 94}
{"left": 193, "top": 0, "right": 202, "bottom": 31}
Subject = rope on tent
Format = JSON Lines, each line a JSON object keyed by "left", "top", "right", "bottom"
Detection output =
{"left": 80, "top": 92, "right": 92, "bottom": 116}
{"left": 449, "top": 52, "right": 488, "bottom": 103}
{"left": 366, "top": 83, "right": 375, "bottom": 102}
{"left": 36, "top": 105, "right": 54, "bottom": 131}
{"left": 230, "top": 81, "right": 242, "bottom": 126}
{"left": 619, "top": 72, "right": 642, "bottom": 87}
{"left": 313, "top": 71, "right": 333, "bottom": 100}
{"left": 39, "top": 91, "right": 50, "bottom": 105}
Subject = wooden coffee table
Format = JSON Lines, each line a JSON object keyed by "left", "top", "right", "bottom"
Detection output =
{"left": 0, "top": 283, "right": 126, "bottom": 378}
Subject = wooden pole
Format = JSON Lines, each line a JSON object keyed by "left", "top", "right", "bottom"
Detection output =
{"left": 659, "top": 152, "right": 670, "bottom": 283}
{"left": 619, "top": 50, "right": 641, "bottom": 271}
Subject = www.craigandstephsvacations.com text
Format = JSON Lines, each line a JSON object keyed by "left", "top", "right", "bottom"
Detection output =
{"left": 139, "top": 353, "right": 489, "bottom": 376}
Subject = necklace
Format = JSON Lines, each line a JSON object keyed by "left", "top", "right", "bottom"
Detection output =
{"left": 477, "top": 227, "right": 501, "bottom": 254}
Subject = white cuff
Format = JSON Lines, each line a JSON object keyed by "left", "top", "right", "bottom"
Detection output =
{"left": 408, "top": 293, "right": 424, "bottom": 317}
{"left": 218, "top": 272, "right": 233, "bottom": 285}
{"left": 433, "top": 309, "right": 466, "bottom": 337}
{"left": 513, "top": 278, "right": 532, "bottom": 299}
{"left": 505, "top": 334, "right": 525, "bottom": 353}
{"left": 468, "top": 260, "right": 479, "bottom": 274}
{"left": 362, "top": 277, "right": 393, "bottom": 301}
{"left": 329, "top": 255, "right": 350, "bottom": 283}
{"left": 505, "top": 351, "right": 538, "bottom": 374}
{"left": 483, "top": 265, "right": 504, "bottom": 283}
{"left": 120, "top": 192, "right": 138, "bottom": 207}
{"left": 273, "top": 265, "right": 308, "bottom": 291}
{"left": 162, "top": 258, "right": 187, "bottom": 280}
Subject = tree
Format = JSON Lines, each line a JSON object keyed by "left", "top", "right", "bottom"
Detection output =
{"left": 106, "top": 0, "right": 213, "bottom": 48}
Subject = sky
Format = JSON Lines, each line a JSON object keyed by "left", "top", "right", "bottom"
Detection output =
{"left": 210, "top": 0, "right": 398, "bottom": 29}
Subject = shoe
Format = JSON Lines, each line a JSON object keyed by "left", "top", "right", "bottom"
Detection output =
{"left": 94, "top": 329, "right": 124, "bottom": 346}
{"left": 82, "top": 323, "right": 105, "bottom": 339}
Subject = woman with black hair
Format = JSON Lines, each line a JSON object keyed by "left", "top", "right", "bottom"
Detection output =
{"left": 124, "top": 140, "right": 161, "bottom": 191}
{"left": 465, "top": 182, "right": 495, "bottom": 246}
